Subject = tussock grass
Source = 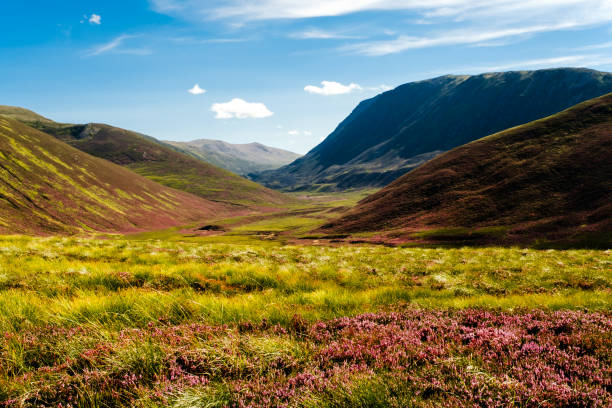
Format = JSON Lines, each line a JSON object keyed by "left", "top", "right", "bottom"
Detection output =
{"left": 0, "top": 237, "right": 610, "bottom": 334}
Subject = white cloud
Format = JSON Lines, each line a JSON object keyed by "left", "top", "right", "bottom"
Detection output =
{"left": 211, "top": 98, "right": 274, "bottom": 119}
{"left": 291, "top": 29, "right": 361, "bottom": 40}
{"left": 150, "top": 1, "right": 612, "bottom": 58}
{"left": 86, "top": 35, "right": 130, "bottom": 56}
{"left": 151, "top": 0, "right": 612, "bottom": 24}
{"left": 89, "top": 14, "right": 101, "bottom": 25}
{"left": 287, "top": 130, "right": 313, "bottom": 136}
{"left": 304, "top": 81, "right": 362, "bottom": 95}
{"left": 366, "top": 84, "right": 393, "bottom": 92}
{"left": 85, "top": 35, "right": 151, "bottom": 56}
{"left": 345, "top": 22, "right": 578, "bottom": 56}
{"left": 287, "top": 130, "right": 312, "bottom": 136}
{"left": 188, "top": 84, "right": 206, "bottom": 95}
{"left": 452, "top": 54, "right": 612, "bottom": 74}
{"left": 571, "top": 41, "right": 612, "bottom": 51}
{"left": 171, "top": 36, "right": 250, "bottom": 44}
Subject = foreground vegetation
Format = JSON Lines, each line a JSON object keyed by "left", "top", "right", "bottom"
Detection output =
{"left": 0, "top": 236, "right": 610, "bottom": 406}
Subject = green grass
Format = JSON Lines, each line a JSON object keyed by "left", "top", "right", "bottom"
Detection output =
{"left": 0, "top": 236, "right": 609, "bottom": 334}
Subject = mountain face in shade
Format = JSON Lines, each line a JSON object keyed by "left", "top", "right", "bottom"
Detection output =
{"left": 252, "top": 68, "right": 612, "bottom": 191}
{"left": 321, "top": 93, "right": 612, "bottom": 245}
{"left": 0, "top": 116, "right": 229, "bottom": 235}
{"left": 0, "top": 110, "right": 294, "bottom": 208}
{"left": 166, "top": 139, "right": 301, "bottom": 176}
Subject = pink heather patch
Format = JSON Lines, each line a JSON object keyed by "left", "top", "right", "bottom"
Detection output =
{"left": 1, "top": 309, "right": 610, "bottom": 407}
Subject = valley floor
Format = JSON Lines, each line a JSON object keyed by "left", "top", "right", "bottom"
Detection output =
{"left": 0, "top": 236, "right": 610, "bottom": 407}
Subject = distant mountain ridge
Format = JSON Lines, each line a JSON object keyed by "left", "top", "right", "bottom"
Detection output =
{"left": 0, "top": 116, "right": 228, "bottom": 235}
{"left": 322, "top": 92, "right": 612, "bottom": 246}
{"left": 0, "top": 109, "right": 293, "bottom": 208}
{"left": 252, "top": 68, "right": 612, "bottom": 191}
{"left": 166, "top": 139, "right": 301, "bottom": 175}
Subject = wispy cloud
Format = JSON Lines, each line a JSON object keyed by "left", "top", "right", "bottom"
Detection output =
{"left": 85, "top": 35, "right": 152, "bottom": 57}
{"left": 290, "top": 28, "right": 362, "bottom": 40}
{"left": 150, "top": 1, "right": 612, "bottom": 58}
{"left": 287, "top": 130, "right": 312, "bottom": 136}
{"left": 86, "top": 35, "right": 130, "bottom": 56}
{"left": 570, "top": 41, "right": 612, "bottom": 51}
{"left": 366, "top": 84, "right": 393, "bottom": 92}
{"left": 171, "top": 36, "right": 251, "bottom": 44}
{"left": 151, "top": 0, "right": 612, "bottom": 24}
{"left": 149, "top": 0, "right": 183, "bottom": 12}
{"left": 443, "top": 54, "right": 612, "bottom": 76}
{"left": 305, "top": 81, "right": 362, "bottom": 95}
{"left": 211, "top": 98, "right": 274, "bottom": 119}
{"left": 344, "top": 23, "right": 578, "bottom": 56}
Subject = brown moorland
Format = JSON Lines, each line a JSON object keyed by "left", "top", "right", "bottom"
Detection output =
{"left": 0, "top": 116, "right": 232, "bottom": 235}
{"left": 322, "top": 93, "right": 612, "bottom": 246}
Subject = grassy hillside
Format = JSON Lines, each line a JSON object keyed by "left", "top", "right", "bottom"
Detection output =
{"left": 167, "top": 139, "right": 301, "bottom": 175}
{"left": 322, "top": 93, "right": 612, "bottom": 246}
{"left": 0, "top": 116, "right": 229, "bottom": 234}
{"left": 0, "top": 105, "right": 53, "bottom": 124}
{"left": 253, "top": 68, "right": 612, "bottom": 191}
{"left": 3, "top": 116, "right": 293, "bottom": 207}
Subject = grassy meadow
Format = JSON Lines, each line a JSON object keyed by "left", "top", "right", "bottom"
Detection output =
{"left": 0, "top": 234, "right": 610, "bottom": 407}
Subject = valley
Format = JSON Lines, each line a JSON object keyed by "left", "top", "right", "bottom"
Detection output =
{"left": 1, "top": 68, "right": 611, "bottom": 407}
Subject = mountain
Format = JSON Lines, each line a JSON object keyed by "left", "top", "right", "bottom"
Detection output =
{"left": 166, "top": 139, "right": 301, "bottom": 176}
{"left": 0, "top": 110, "right": 293, "bottom": 207}
{"left": 0, "top": 116, "right": 229, "bottom": 235}
{"left": 321, "top": 93, "right": 612, "bottom": 245}
{"left": 252, "top": 68, "right": 612, "bottom": 191}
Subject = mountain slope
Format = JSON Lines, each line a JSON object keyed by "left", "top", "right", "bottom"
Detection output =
{"left": 0, "top": 116, "right": 229, "bottom": 235}
{"left": 0, "top": 105, "right": 54, "bottom": 124}
{"left": 166, "top": 139, "right": 301, "bottom": 175}
{"left": 253, "top": 68, "right": 612, "bottom": 191}
{"left": 321, "top": 93, "right": 612, "bottom": 245}
{"left": 0, "top": 114, "right": 293, "bottom": 207}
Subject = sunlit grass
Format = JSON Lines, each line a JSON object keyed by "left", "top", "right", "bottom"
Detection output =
{"left": 0, "top": 236, "right": 609, "bottom": 333}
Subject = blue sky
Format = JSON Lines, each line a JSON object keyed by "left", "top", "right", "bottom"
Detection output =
{"left": 1, "top": 1, "right": 611, "bottom": 154}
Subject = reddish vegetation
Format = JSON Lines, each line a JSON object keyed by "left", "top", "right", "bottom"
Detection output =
{"left": 322, "top": 93, "right": 612, "bottom": 245}
{"left": 0, "top": 117, "right": 231, "bottom": 234}
{"left": 3, "top": 310, "right": 610, "bottom": 407}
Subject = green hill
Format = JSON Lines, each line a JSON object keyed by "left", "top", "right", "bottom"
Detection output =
{"left": 0, "top": 105, "right": 54, "bottom": 124}
{"left": 0, "top": 110, "right": 293, "bottom": 207}
{"left": 322, "top": 93, "right": 612, "bottom": 246}
{"left": 167, "top": 139, "right": 301, "bottom": 176}
{"left": 253, "top": 68, "right": 612, "bottom": 191}
{"left": 0, "top": 116, "right": 229, "bottom": 235}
